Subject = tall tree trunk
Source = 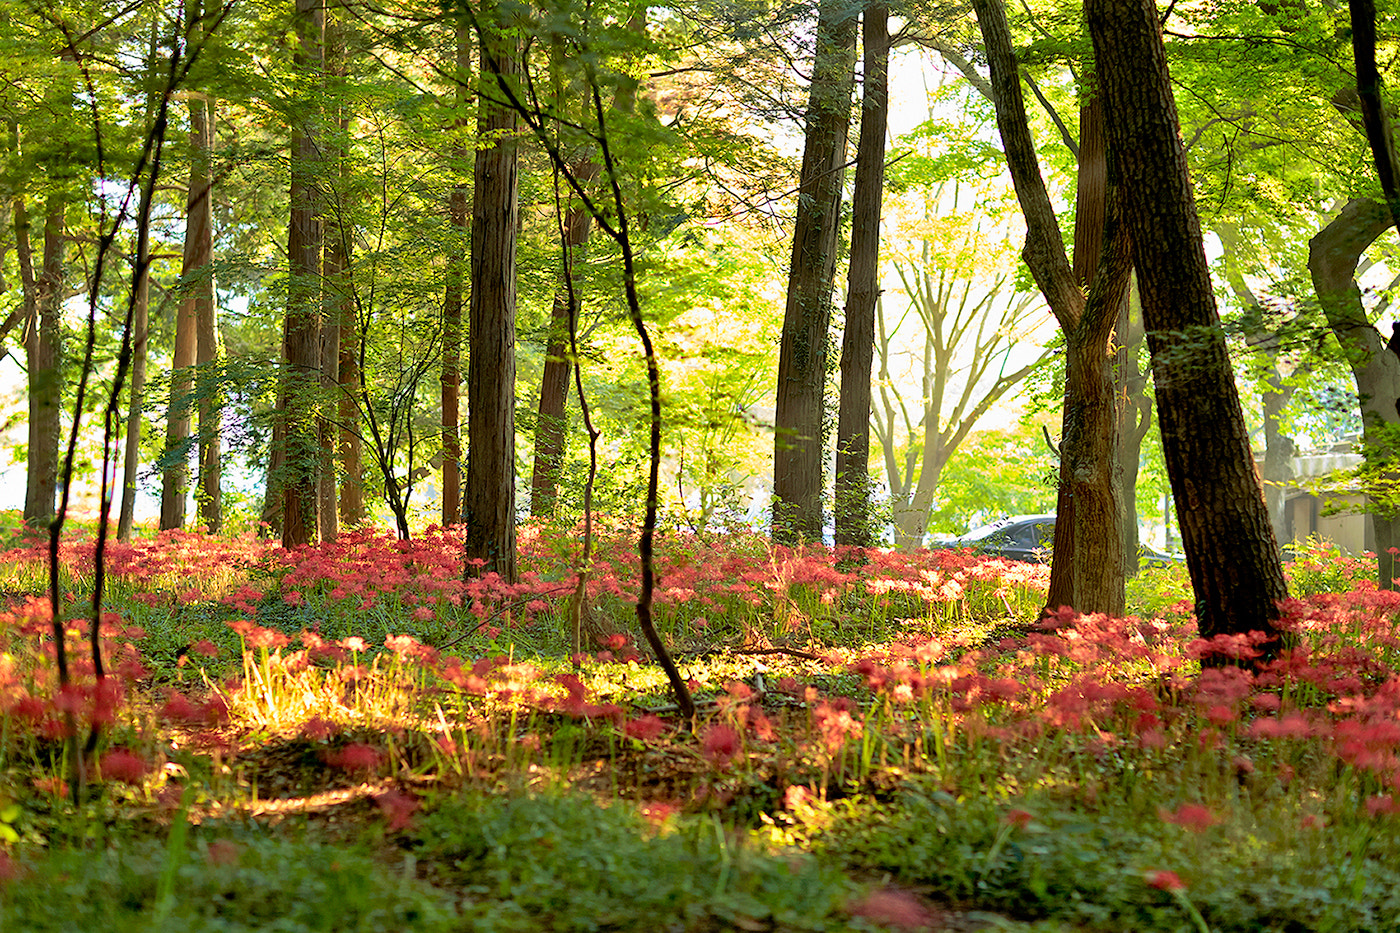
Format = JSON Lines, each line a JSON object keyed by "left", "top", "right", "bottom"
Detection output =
{"left": 1308, "top": 198, "right": 1400, "bottom": 587}
{"left": 317, "top": 0, "right": 349, "bottom": 542}
{"left": 118, "top": 231, "right": 150, "bottom": 541}
{"left": 161, "top": 99, "right": 208, "bottom": 532}
{"left": 333, "top": 6, "right": 362, "bottom": 530}
{"left": 972, "top": 0, "right": 1128, "bottom": 615}
{"left": 1087, "top": 0, "right": 1287, "bottom": 650}
{"left": 24, "top": 195, "right": 64, "bottom": 527}
{"left": 281, "top": 0, "right": 324, "bottom": 548}
{"left": 772, "top": 0, "right": 858, "bottom": 544}
{"left": 834, "top": 1, "right": 888, "bottom": 549}
{"left": 463, "top": 6, "right": 519, "bottom": 581}
{"left": 187, "top": 93, "right": 221, "bottom": 533}
{"left": 442, "top": 15, "right": 469, "bottom": 526}
{"left": 1114, "top": 280, "right": 1152, "bottom": 571}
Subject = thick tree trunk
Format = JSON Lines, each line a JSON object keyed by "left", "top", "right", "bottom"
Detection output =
{"left": 317, "top": 3, "right": 349, "bottom": 542}
{"left": 973, "top": 0, "right": 1126, "bottom": 614}
{"left": 772, "top": 0, "right": 857, "bottom": 544}
{"left": 834, "top": 1, "right": 888, "bottom": 549}
{"left": 1307, "top": 198, "right": 1400, "bottom": 587}
{"left": 24, "top": 195, "right": 64, "bottom": 527}
{"left": 463, "top": 12, "right": 519, "bottom": 581}
{"left": 281, "top": 0, "right": 324, "bottom": 549}
{"left": 1088, "top": 0, "right": 1287, "bottom": 648}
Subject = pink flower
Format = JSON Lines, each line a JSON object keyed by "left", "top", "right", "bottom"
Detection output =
{"left": 100, "top": 748, "right": 149, "bottom": 785}
{"left": 1159, "top": 803, "right": 1220, "bottom": 833}
{"left": 1365, "top": 794, "right": 1397, "bottom": 817}
{"left": 701, "top": 723, "right": 741, "bottom": 768}
{"left": 625, "top": 715, "right": 667, "bottom": 742}
{"left": 375, "top": 789, "right": 420, "bottom": 831}
{"left": 1003, "top": 808, "right": 1034, "bottom": 830}
{"left": 846, "top": 888, "right": 934, "bottom": 930}
{"left": 1146, "top": 870, "right": 1187, "bottom": 891}
{"left": 205, "top": 840, "right": 241, "bottom": 867}
{"left": 190, "top": 639, "right": 219, "bottom": 658}
{"left": 323, "top": 743, "right": 382, "bottom": 772}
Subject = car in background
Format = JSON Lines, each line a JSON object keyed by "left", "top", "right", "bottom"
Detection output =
{"left": 935, "top": 514, "right": 1183, "bottom": 568}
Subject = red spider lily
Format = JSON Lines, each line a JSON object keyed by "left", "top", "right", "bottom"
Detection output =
{"left": 625, "top": 715, "right": 667, "bottom": 742}
{"left": 1003, "top": 808, "right": 1034, "bottom": 829}
{"left": 100, "top": 748, "right": 150, "bottom": 785}
{"left": 846, "top": 888, "right": 934, "bottom": 931}
{"left": 375, "top": 788, "right": 420, "bottom": 831}
{"left": 1146, "top": 870, "right": 1187, "bottom": 891}
{"left": 1158, "top": 803, "right": 1220, "bottom": 832}
{"left": 323, "top": 743, "right": 382, "bottom": 772}
{"left": 701, "top": 723, "right": 742, "bottom": 767}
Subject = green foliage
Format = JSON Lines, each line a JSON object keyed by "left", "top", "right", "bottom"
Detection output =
{"left": 925, "top": 421, "right": 1058, "bottom": 534}
{"left": 415, "top": 790, "right": 858, "bottom": 932}
{"left": 0, "top": 836, "right": 458, "bottom": 932}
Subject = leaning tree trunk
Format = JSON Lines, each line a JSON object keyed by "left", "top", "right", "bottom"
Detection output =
{"left": 463, "top": 7, "right": 519, "bottom": 582}
{"left": 973, "top": 0, "right": 1128, "bottom": 616}
{"left": 772, "top": 0, "right": 857, "bottom": 544}
{"left": 1088, "top": 0, "right": 1287, "bottom": 651}
{"left": 1307, "top": 198, "right": 1400, "bottom": 587}
{"left": 834, "top": 0, "right": 888, "bottom": 549}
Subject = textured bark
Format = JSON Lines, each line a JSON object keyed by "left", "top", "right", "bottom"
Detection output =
{"left": 772, "top": 0, "right": 857, "bottom": 544}
{"left": 118, "top": 232, "right": 150, "bottom": 542}
{"left": 1113, "top": 283, "right": 1152, "bottom": 571}
{"left": 160, "top": 100, "right": 210, "bottom": 531}
{"left": 463, "top": 15, "right": 519, "bottom": 581}
{"left": 1088, "top": 0, "right": 1287, "bottom": 647}
{"left": 318, "top": 2, "right": 349, "bottom": 541}
{"left": 442, "top": 15, "right": 469, "bottom": 527}
{"left": 530, "top": 164, "right": 594, "bottom": 518}
{"left": 834, "top": 1, "right": 888, "bottom": 549}
{"left": 1307, "top": 198, "right": 1400, "bottom": 587}
{"left": 281, "top": 0, "right": 324, "bottom": 549}
{"left": 188, "top": 95, "right": 221, "bottom": 533}
{"left": 972, "top": 0, "right": 1126, "bottom": 615}
{"left": 24, "top": 195, "right": 64, "bottom": 526}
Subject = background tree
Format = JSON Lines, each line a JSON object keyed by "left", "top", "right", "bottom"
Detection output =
{"left": 772, "top": 0, "right": 858, "bottom": 544}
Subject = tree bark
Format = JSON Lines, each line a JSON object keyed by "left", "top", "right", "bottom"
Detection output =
{"left": 188, "top": 93, "right": 221, "bottom": 534}
{"left": 972, "top": 0, "right": 1127, "bottom": 615}
{"left": 118, "top": 227, "right": 150, "bottom": 542}
{"left": 24, "top": 195, "right": 64, "bottom": 527}
{"left": 1087, "top": 0, "right": 1287, "bottom": 649}
{"left": 834, "top": 1, "right": 888, "bottom": 549}
{"left": 281, "top": 0, "right": 324, "bottom": 549}
{"left": 442, "top": 14, "right": 469, "bottom": 527}
{"left": 464, "top": 8, "right": 519, "bottom": 581}
{"left": 1307, "top": 198, "right": 1400, "bottom": 587}
{"left": 772, "top": 0, "right": 857, "bottom": 544}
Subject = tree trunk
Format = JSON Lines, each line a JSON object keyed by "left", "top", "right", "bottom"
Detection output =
{"left": 1307, "top": 198, "right": 1400, "bottom": 587}
{"left": 834, "top": 1, "right": 888, "bottom": 549}
{"left": 1114, "top": 280, "right": 1151, "bottom": 572}
{"left": 463, "top": 9, "right": 519, "bottom": 581}
{"left": 117, "top": 229, "right": 150, "bottom": 542}
{"left": 530, "top": 165, "right": 595, "bottom": 519}
{"left": 1087, "top": 0, "right": 1287, "bottom": 649}
{"left": 318, "top": 1, "right": 349, "bottom": 542}
{"left": 281, "top": 0, "right": 324, "bottom": 549}
{"left": 186, "top": 94, "right": 221, "bottom": 534}
{"left": 772, "top": 0, "right": 858, "bottom": 544}
{"left": 161, "top": 100, "right": 209, "bottom": 532}
{"left": 24, "top": 195, "right": 64, "bottom": 527}
{"left": 442, "top": 14, "right": 469, "bottom": 527}
{"left": 972, "top": 0, "right": 1128, "bottom": 615}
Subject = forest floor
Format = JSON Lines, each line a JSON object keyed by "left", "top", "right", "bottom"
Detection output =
{"left": 0, "top": 520, "right": 1396, "bottom": 932}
